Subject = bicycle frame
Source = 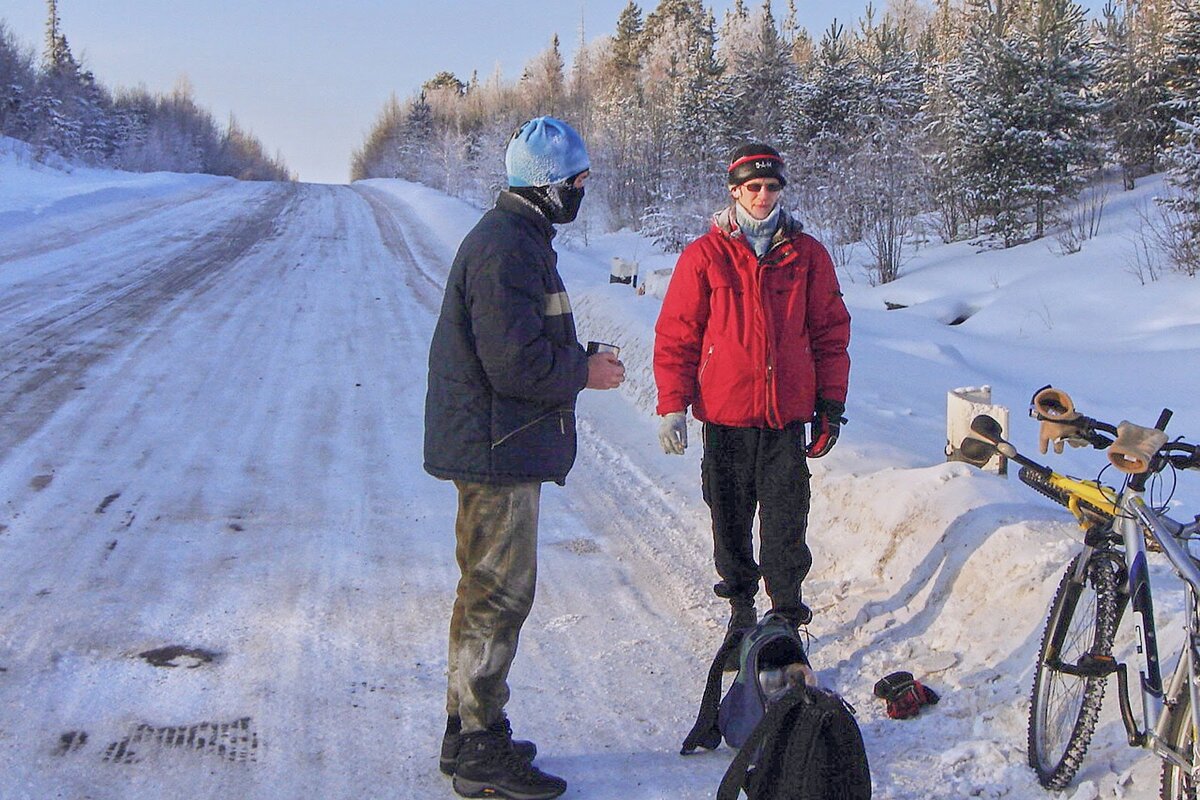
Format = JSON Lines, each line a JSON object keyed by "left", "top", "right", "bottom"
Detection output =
{"left": 968, "top": 399, "right": 1200, "bottom": 792}
{"left": 1061, "top": 474, "right": 1200, "bottom": 776}
{"left": 1043, "top": 476, "right": 1200, "bottom": 778}
{"left": 1118, "top": 495, "right": 1200, "bottom": 776}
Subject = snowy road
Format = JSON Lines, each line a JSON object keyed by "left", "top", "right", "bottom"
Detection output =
{"left": 7, "top": 165, "right": 1197, "bottom": 800}
{"left": 0, "top": 178, "right": 744, "bottom": 799}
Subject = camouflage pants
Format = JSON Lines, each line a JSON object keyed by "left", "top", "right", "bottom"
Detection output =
{"left": 446, "top": 480, "right": 541, "bottom": 734}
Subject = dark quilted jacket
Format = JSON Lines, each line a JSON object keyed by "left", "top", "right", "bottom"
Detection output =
{"left": 423, "top": 192, "right": 589, "bottom": 485}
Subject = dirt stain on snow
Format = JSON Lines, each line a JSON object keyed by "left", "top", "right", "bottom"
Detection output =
{"left": 557, "top": 537, "right": 602, "bottom": 555}
{"left": 54, "top": 730, "right": 88, "bottom": 756}
{"left": 103, "top": 717, "right": 259, "bottom": 764}
{"left": 94, "top": 492, "right": 121, "bottom": 514}
{"left": 138, "top": 645, "right": 219, "bottom": 669}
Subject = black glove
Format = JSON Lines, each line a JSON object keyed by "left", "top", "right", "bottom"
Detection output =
{"left": 873, "top": 671, "right": 940, "bottom": 720}
{"left": 807, "top": 398, "right": 847, "bottom": 459}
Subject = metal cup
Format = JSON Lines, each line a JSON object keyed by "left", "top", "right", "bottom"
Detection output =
{"left": 586, "top": 341, "right": 620, "bottom": 358}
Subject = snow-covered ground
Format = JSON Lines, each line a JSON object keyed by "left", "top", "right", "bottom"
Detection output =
{"left": 3, "top": 136, "right": 1200, "bottom": 799}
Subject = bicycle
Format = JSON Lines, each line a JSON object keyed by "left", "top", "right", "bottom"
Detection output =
{"left": 960, "top": 387, "right": 1200, "bottom": 798}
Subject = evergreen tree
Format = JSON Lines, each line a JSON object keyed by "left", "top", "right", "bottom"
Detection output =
{"left": 1158, "top": 0, "right": 1200, "bottom": 273}
{"left": 1094, "top": 0, "right": 1175, "bottom": 188}
{"left": 1024, "top": 0, "right": 1103, "bottom": 235}
{"left": 43, "top": 0, "right": 70, "bottom": 75}
{"left": 791, "top": 21, "right": 866, "bottom": 165}
{"left": 718, "top": 1, "right": 796, "bottom": 143}
{"left": 0, "top": 23, "right": 37, "bottom": 139}
{"left": 658, "top": 7, "right": 728, "bottom": 244}
{"left": 852, "top": 8, "right": 929, "bottom": 282}
{"left": 520, "top": 35, "right": 566, "bottom": 116}
{"left": 603, "top": 1, "right": 645, "bottom": 94}
{"left": 922, "top": 0, "right": 974, "bottom": 240}
{"left": 787, "top": 19, "right": 871, "bottom": 254}
{"left": 632, "top": 0, "right": 723, "bottom": 239}
{"left": 941, "top": 0, "right": 1100, "bottom": 246}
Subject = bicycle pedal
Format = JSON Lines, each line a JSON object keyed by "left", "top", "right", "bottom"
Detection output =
{"left": 1074, "top": 653, "right": 1119, "bottom": 677}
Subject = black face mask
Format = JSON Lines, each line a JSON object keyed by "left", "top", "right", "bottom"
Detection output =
{"left": 547, "top": 182, "right": 585, "bottom": 224}
{"left": 513, "top": 182, "right": 586, "bottom": 225}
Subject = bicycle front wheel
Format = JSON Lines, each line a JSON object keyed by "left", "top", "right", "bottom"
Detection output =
{"left": 1028, "top": 552, "right": 1121, "bottom": 789}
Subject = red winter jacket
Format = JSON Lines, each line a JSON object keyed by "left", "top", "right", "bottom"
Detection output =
{"left": 653, "top": 208, "right": 851, "bottom": 429}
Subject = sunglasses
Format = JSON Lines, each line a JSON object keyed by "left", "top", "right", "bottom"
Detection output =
{"left": 741, "top": 182, "right": 783, "bottom": 194}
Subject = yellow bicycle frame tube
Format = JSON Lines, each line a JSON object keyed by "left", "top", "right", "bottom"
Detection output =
{"left": 1049, "top": 473, "right": 1120, "bottom": 522}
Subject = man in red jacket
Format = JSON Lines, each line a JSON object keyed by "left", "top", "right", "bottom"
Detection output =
{"left": 653, "top": 143, "right": 850, "bottom": 646}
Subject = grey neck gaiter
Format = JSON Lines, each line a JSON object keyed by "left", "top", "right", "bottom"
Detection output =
{"left": 735, "top": 204, "right": 780, "bottom": 257}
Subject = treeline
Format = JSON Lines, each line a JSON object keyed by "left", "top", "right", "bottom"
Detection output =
{"left": 352, "top": 0, "right": 1200, "bottom": 281}
{"left": 0, "top": 9, "right": 291, "bottom": 181}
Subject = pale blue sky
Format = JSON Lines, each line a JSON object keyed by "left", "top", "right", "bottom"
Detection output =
{"left": 3, "top": 1, "right": 870, "bottom": 184}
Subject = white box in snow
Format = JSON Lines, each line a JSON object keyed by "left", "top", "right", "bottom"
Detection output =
{"left": 610, "top": 257, "right": 639, "bottom": 286}
{"left": 946, "top": 385, "right": 1008, "bottom": 475}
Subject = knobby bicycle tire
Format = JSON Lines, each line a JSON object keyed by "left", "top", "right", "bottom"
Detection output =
{"left": 1028, "top": 552, "right": 1121, "bottom": 790}
{"left": 1161, "top": 687, "right": 1199, "bottom": 798}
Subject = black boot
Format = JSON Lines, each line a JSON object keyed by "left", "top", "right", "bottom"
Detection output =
{"left": 723, "top": 596, "right": 757, "bottom": 671}
{"left": 440, "top": 716, "right": 537, "bottom": 776}
{"left": 772, "top": 601, "right": 814, "bottom": 627}
{"left": 727, "top": 597, "right": 757, "bottom": 633}
{"left": 452, "top": 730, "right": 567, "bottom": 800}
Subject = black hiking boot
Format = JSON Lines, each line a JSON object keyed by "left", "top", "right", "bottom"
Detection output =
{"left": 452, "top": 730, "right": 566, "bottom": 800}
{"left": 440, "top": 716, "right": 537, "bottom": 776}
{"left": 723, "top": 597, "right": 757, "bottom": 671}
{"left": 727, "top": 599, "right": 757, "bottom": 633}
{"left": 773, "top": 601, "right": 814, "bottom": 628}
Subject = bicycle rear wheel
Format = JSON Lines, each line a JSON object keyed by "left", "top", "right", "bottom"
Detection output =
{"left": 1161, "top": 697, "right": 1199, "bottom": 800}
{"left": 1028, "top": 552, "right": 1121, "bottom": 789}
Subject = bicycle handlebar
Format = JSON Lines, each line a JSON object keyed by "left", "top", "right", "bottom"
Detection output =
{"left": 1164, "top": 442, "right": 1200, "bottom": 472}
{"left": 1027, "top": 388, "right": 1200, "bottom": 476}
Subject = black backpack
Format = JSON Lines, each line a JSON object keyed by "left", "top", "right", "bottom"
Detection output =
{"left": 681, "top": 615, "right": 871, "bottom": 800}
{"left": 717, "top": 683, "right": 871, "bottom": 800}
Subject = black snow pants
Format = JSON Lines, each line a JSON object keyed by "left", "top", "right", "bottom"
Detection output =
{"left": 700, "top": 421, "right": 812, "bottom": 620}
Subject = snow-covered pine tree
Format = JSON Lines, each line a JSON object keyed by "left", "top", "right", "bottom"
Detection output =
{"left": 851, "top": 8, "right": 929, "bottom": 283}
{"left": 646, "top": 7, "right": 726, "bottom": 247}
{"left": 1158, "top": 0, "right": 1200, "bottom": 274}
{"left": 922, "top": 0, "right": 975, "bottom": 241}
{"left": 605, "top": 0, "right": 645, "bottom": 95}
{"left": 941, "top": 0, "right": 1099, "bottom": 247}
{"left": 587, "top": 1, "right": 647, "bottom": 227}
{"left": 787, "top": 19, "right": 871, "bottom": 259}
{"left": 637, "top": 0, "right": 724, "bottom": 246}
{"left": 717, "top": 0, "right": 796, "bottom": 144}
{"left": 0, "top": 23, "right": 37, "bottom": 141}
{"left": 1094, "top": 0, "right": 1175, "bottom": 189}
{"left": 520, "top": 35, "right": 566, "bottom": 118}
{"left": 1023, "top": 0, "right": 1102, "bottom": 237}
{"left": 42, "top": 0, "right": 69, "bottom": 76}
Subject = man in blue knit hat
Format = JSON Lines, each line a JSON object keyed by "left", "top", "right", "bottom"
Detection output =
{"left": 424, "top": 116, "right": 625, "bottom": 800}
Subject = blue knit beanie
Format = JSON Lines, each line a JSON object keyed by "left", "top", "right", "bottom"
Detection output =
{"left": 505, "top": 116, "right": 590, "bottom": 188}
